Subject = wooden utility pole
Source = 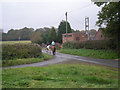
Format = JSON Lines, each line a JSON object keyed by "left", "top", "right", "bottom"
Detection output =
{"left": 65, "top": 12, "right": 67, "bottom": 42}
{"left": 85, "top": 17, "right": 89, "bottom": 40}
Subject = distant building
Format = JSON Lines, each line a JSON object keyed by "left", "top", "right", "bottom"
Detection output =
{"left": 89, "top": 29, "right": 97, "bottom": 40}
{"left": 95, "top": 29, "right": 107, "bottom": 40}
{"left": 62, "top": 32, "right": 87, "bottom": 43}
{"left": 62, "top": 29, "right": 108, "bottom": 43}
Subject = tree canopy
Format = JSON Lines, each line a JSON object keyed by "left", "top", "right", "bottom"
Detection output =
{"left": 2, "top": 27, "right": 34, "bottom": 41}
{"left": 95, "top": 2, "right": 120, "bottom": 48}
{"left": 31, "top": 27, "right": 58, "bottom": 45}
{"left": 58, "top": 20, "right": 72, "bottom": 43}
{"left": 49, "top": 27, "right": 57, "bottom": 42}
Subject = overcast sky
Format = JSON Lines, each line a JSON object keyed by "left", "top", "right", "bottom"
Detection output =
{"left": 1, "top": 0, "right": 102, "bottom": 33}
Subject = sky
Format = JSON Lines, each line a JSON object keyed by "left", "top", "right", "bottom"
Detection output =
{"left": 0, "top": 0, "right": 102, "bottom": 33}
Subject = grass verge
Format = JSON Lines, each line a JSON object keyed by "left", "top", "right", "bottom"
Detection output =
{"left": 2, "top": 64, "right": 118, "bottom": 88}
{"left": 60, "top": 49, "right": 118, "bottom": 59}
{"left": 2, "top": 53, "right": 52, "bottom": 67}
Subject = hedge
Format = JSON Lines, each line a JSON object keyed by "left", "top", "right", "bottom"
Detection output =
{"left": 62, "top": 40, "right": 117, "bottom": 50}
{"left": 2, "top": 43, "right": 42, "bottom": 60}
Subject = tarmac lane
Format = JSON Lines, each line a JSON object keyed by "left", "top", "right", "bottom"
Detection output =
{"left": 1, "top": 49, "right": 119, "bottom": 69}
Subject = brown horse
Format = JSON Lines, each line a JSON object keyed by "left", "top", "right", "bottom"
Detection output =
{"left": 51, "top": 46, "right": 56, "bottom": 55}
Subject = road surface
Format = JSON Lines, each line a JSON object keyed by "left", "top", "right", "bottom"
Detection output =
{"left": 2, "top": 49, "right": 119, "bottom": 69}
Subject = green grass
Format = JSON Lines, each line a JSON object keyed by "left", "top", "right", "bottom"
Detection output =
{"left": 2, "top": 53, "right": 52, "bottom": 67}
{"left": 1, "top": 40, "right": 31, "bottom": 44}
{"left": 2, "top": 64, "right": 118, "bottom": 88}
{"left": 60, "top": 49, "right": 118, "bottom": 59}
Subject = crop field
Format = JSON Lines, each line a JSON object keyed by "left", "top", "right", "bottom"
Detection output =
{"left": 1, "top": 40, "right": 31, "bottom": 44}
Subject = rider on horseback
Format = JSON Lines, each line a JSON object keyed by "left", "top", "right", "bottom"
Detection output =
{"left": 52, "top": 41, "right": 55, "bottom": 46}
{"left": 51, "top": 41, "right": 56, "bottom": 55}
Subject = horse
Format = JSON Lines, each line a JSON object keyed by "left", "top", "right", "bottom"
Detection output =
{"left": 51, "top": 45, "right": 56, "bottom": 55}
{"left": 46, "top": 45, "right": 51, "bottom": 54}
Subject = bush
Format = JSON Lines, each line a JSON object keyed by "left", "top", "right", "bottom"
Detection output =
{"left": 55, "top": 43, "right": 61, "bottom": 50}
{"left": 2, "top": 43, "right": 42, "bottom": 60}
{"left": 62, "top": 40, "right": 116, "bottom": 50}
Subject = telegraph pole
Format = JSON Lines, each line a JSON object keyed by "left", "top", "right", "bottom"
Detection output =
{"left": 85, "top": 17, "right": 89, "bottom": 40}
{"left": 65, "top": 12, "right": 67, "bottom": 42}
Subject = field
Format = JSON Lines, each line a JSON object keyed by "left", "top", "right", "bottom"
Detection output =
{"left": 60, "top": 49, "right": 118, "bottom": 59}
{"left": 2, "top": 64, "right": 118, "bottom": 88}
{"left": 1, "top": 40, "right": 31, "bottom": 44}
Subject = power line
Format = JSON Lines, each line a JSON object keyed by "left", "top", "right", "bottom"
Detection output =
{"left": 68, "top": 15, "right": 83, "bottom": 30}
{"left": 68, "top": 14, "right": 82, "bottom": 24}
{"left": 68, "top": 2, "right": 93, "bottom": 13}
{"left": 50, "top": 2, "right": 94, "bottom": 28}
{"left": 50, "top": 14, "right": 64, "bottom": 26}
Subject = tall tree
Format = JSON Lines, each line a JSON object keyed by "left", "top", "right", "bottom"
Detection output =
{"left": 58, "top": 20, "right": 72, "bottom": 43}
{"left": 49, "top": 27, "right": 57, "bottom": 42}
{"left": 95, "top": 2, "right": 120, "bottom": 48}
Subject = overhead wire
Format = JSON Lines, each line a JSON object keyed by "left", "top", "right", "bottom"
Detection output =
{"left": 50, "top": 14, "right": 64, "bottom": 27}
{"left": 68, "top": 15, "right": 84, "bottom": 30}
{"left": 68, "top": 2, "right": 93, "bottom": 13}
{"left": 51, "top": 2, "right": 94, "bottom": 29}
{"left": 66, "top": 2, "right": 95, "bottom": 30}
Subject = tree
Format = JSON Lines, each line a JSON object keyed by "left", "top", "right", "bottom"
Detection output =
{"left": 2, "top": 32, "right": 7, "bottom": 41}
{"left": 7, "top": 29, "right": 19, "bottom": 41}
{"left": 19, "top": 27, "right": 34, "bottom": 40}
{"left": 58, "top": 20, "right": 72, "bottom": 43}
{"left": 95, "top": 2, "right": 120, "bottom": 49}
{"left": 49, "top": 27, "right": 57, "bottom": 42}
{"left": 35, "top": 27, "right": 51, "bottom": 44}
{"left": 3, "top": 27, "right": 34, "bottom": 41}
{"left": 31, "top": 31, "right": 42, "bottom": 45}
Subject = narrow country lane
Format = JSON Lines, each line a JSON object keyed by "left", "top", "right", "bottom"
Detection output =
{"left": 2, "top": 49, "right": 119, "bottom": 69}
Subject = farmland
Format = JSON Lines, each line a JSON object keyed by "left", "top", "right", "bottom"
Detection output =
{"left": 1, "top": 40, "right": 31, "bottom": 44}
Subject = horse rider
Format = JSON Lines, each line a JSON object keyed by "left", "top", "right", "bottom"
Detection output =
{"left": 51, "top": 40, "right": 56, "bottom": 55}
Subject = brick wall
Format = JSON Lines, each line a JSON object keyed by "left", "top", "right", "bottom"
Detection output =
{"left": 62, "top": 32, "right": 87, "bottom": 43}
{"left": 95, "top": 30, "right": 105, "bottom": 40}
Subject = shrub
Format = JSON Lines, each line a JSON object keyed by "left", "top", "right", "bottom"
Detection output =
{"left": 2, "top": 43, "right": 42, "bottom": 60}
{"left": 55, "top": 43, "right": 61, "bottom": 50}
{"left": 42, "top": 43, "right": 46, "bottom": 48}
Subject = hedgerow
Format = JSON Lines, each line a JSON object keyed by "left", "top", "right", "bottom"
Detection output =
{"left": 2, "top": 43, "right": 42, "bottom": 60}
{"left": 62, "top": 40, "right": 117, "bottom": 50}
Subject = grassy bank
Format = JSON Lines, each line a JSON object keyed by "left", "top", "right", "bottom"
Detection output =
{"left": 2, "top": 64, "right": 118, "bottom": 88}
{"left": 60, "top": 49, "right": 118, "bottom": 59}
{"left": 2, "top": 53, "right": 52, "bottom": 67}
